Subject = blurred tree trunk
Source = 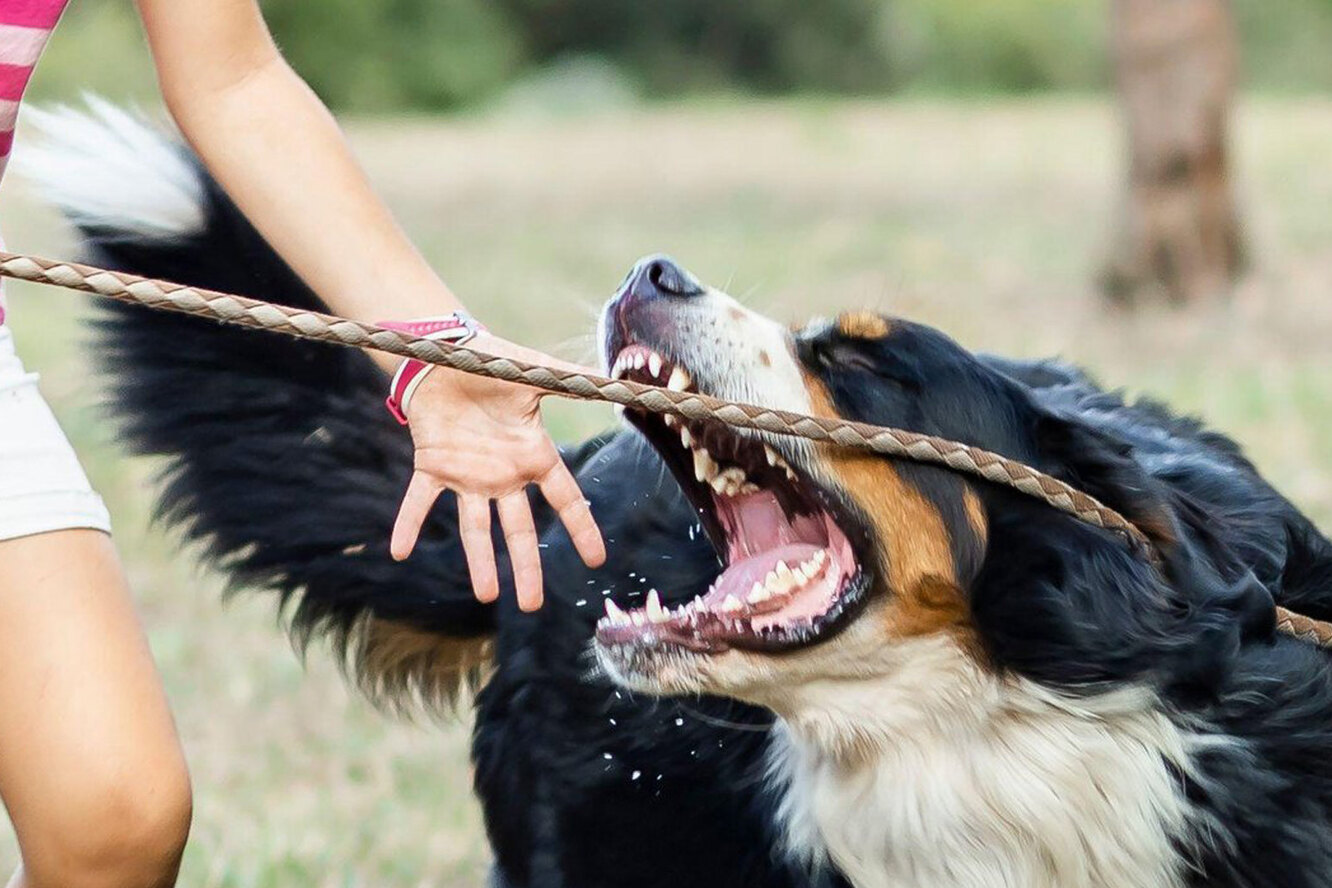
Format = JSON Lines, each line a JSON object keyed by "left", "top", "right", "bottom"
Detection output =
{"left": 1101, "top": 0, "right": 1245, "bottom": 306}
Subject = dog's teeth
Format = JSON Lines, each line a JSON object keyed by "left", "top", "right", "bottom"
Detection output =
{"left": 747, "top": 582, "right": 767, "bottom": 604}
{"left": 668, "top": 366, "right": 691, "bottom": 391}
{"left": 722, "top": 595, "right": 744, "bottom": 613}
{"left": 605, "top": 599, "right": 631, "bottom": 626}
{"left": 740, "top": 482, "right": 759, "bottom": 494}
{"left": 631, "top": 612, "right": 646, "bottom": 627}
{"left": 680, "top": 427, "right": 693, "bottom": 448}
{"left": 709, "top": 474, "right": 730, "bottom": 495}
{"left": 648, "top": 353, "right": 663, "bottom": 379}
{"left": 775, "top": 561, "right": 793, "bottom": 579}
{"left": 646, "top": 590, "right": 669, "bottom": 623}
{"left": 694, "top": 448, "right": 717, "bottom": 482}
{"left": 632, "top": 353, "right": 646, "bottom": 370}
{"left": 764, "top": 445, "right": 780, "bottom": 466}
{"left": 766, "top": 568, "right": 794, "bottom": 595}
{"left": 664, "top": 414, "right": 677, "bottom": 428}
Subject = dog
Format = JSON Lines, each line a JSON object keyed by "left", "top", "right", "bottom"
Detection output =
{"left": 27, "top": 104, "right": 847, "bottom": 888}
{"left": 31, "top": 106, "right": 1332, "bottom": 888}
{"left": 592, "top": 260, "right": 1332, "bottom": 887}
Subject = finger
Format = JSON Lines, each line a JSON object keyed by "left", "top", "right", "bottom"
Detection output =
{"left": 496, "top": 493, "right": 543, "bottom": 612}
{"left": 539, "top": 463, "right": 606, "bottom": 569}
{"left": 390, "top": 471, "right": 442, "bottom": 561}
{"left": 456, "top": 495, "right": 500, "bottom": 604}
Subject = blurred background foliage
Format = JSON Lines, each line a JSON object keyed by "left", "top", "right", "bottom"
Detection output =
{"left": 31, "top": 0, "right": 1332, "bottom": 113}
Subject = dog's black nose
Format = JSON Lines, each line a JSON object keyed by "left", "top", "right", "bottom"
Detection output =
{"left": 620, "top": 254, "right": 705, "bottom": 302}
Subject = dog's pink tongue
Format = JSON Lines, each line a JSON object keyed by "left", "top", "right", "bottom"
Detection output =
{"left": 705, "top": 544, "right": 826, "bottom": 605}
{"left": 717, "top": 490, "right": 824, "bottom": 559}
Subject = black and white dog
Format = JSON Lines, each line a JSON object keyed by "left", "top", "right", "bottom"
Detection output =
{"left": 33, "top": 106, "right": 1332, "bottom": 888}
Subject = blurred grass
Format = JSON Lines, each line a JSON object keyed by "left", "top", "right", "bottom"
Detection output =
{"left": 26, "top": 0, "right": 1332, "bottom": 112}
{"left": 0, "top": 95, "right": 1330, "bottom": 884}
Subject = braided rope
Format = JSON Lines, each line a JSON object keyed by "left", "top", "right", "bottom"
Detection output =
{"left": 3, "top": 250, "right": 1329, "bottom": 649}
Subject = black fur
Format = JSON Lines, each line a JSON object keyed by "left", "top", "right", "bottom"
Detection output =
{"left": 801, "top": 318, "right": 1332, "bottom": 886}
{"left": 69, "top": 135, "right": 1332, "bottom": 887}
{"left": 87, "top": 172, "right": 842, "bottom": 888}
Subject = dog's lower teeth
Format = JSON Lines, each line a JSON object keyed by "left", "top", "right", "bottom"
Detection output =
{"left": 668, "top": 366, "right": 691, "bottom": 391}
{"left": 646, "top": 590, "right": 669, "bottom": 623}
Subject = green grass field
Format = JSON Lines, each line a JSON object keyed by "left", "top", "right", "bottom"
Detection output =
{"left": 1, "top": 97, "right": 1331, "bottom": 886}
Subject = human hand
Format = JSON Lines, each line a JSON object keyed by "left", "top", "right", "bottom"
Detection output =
{"left": 388, "top": 332, "right": 606, "bottom": 610}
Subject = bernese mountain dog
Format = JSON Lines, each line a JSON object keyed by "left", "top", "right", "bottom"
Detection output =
{"left": 29, "top": 105, "right": 1332, "bottom": 888}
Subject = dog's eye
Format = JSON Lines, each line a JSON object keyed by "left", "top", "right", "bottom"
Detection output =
{"left": 800, "top": 336, "right": 923, "bottom": 389}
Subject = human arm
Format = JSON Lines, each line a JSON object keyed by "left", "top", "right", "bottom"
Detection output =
{"left": 133, "top": 0, "right": 605, "bottom": 609}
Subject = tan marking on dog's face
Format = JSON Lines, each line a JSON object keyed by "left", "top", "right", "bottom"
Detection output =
{"left": 804, "top": 375, "right": 971, "bottom": 643}
{"left": 963, "top": 487, "right": 988, "bottom": 547}
{"left": 835, "top": 311, "right": 891, "bottom": 341}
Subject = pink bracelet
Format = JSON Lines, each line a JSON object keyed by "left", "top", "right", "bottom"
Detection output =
{"left": 378, "top": 312, "right": 486, "bottom": 425}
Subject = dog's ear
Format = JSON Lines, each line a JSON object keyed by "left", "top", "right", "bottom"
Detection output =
{"left": 1029, "top": 407, "right": 1180, "bottom": 550}
{"left": 969, "top": 400, "right": 1274, "bottom": 697}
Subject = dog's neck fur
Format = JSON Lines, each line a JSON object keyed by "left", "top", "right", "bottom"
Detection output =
{"left": 764, "top": 635, "right": 1200, "bottom": 888}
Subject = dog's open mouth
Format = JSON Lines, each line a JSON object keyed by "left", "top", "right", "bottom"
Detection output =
{"left": 594, "top": 342, "right": 869, "bottom": 655}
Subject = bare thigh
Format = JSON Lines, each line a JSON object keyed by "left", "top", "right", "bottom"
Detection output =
{"left": 0, "top": 530, "right": 190, "bottom": 886}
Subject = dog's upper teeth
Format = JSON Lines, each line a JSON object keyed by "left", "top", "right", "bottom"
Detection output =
{"left": 747, "top": 582, "right": 768, "bottom": 604}
{"left": 680, "top": 427, "right": 694, "bottom": 448}
{"left": 632, "top": 353, "right": 646, "bottom": 370}
{"left": 646, "top": 589, "right": 669, "bottom": 623}
{"left": 648, "top": 353, "right": 663, "bottom": 379}
{"left": 668, "top": 366, "right": 692, "bottom": 391}
{"left": 722, "top": 595, "right": 744, "bottom": 613}
{"left": 693, "top": 448, "right": 717, "bottom": 483}
{"left": 764, "top": 445, "right": 780, "bottom": 466}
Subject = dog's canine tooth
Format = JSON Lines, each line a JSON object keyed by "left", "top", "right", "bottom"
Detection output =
{"left": 646, "top": 590, "right": 668, "bottom": 623}
{"left": 668, "top": 366, "right": 691, "bottom": 391}
{"left": 648, "top": 353, "right": 663, "bottom": 379}
{"left": 764, "top": 444, "right": 780, "bottom": 466}
{"left": 680, "top": 427, "right": 694, "bottom": 448}
{"left": 664, "top": 414, "right": 678, "bottom": 428}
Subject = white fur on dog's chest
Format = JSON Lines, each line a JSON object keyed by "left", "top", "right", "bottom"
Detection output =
{"left": 766, "top": 639, "right": 1203, "bottom": 888}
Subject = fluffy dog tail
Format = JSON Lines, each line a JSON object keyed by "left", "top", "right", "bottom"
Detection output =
{"left": 20, "top": 100, "right": 499, "bottom": 714}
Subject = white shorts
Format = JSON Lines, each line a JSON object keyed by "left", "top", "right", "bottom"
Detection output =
{"left": 0, "top": 323, "right": 112, "bottom": 541}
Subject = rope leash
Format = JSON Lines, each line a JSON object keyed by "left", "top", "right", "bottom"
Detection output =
{"left": 1, "top": 249, "right": 1327, "bottom": 648}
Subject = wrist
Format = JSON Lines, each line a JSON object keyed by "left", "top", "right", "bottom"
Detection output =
{"left": 379, "top": 312, "right": 487, "bottom": 425}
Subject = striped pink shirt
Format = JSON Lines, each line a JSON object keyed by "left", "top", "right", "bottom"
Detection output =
{"left": 0, "top": 0, "right": 68, "bottom": 323}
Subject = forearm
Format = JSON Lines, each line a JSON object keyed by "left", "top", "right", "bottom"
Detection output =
{"left": 139, "top": 1, "right": 461, "bottom": 373}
